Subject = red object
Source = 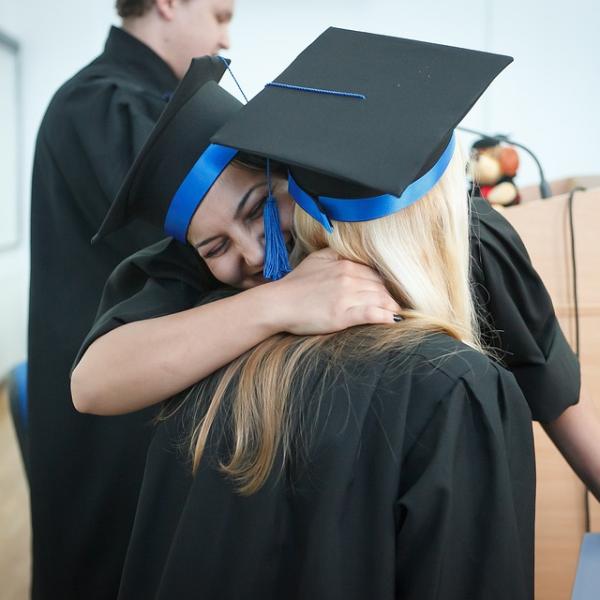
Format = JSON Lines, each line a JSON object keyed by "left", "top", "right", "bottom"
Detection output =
{"left": 499, "top": 147, "right": 519, "bottom": 177}
{"left": 479, "top": 184, "right": 494, "bottom": 199}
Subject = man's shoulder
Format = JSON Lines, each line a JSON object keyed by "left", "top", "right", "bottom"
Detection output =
{"left": 41, "top": 53, "right": 146, "bottom": 133}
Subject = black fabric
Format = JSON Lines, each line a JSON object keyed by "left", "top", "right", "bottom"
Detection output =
{"left": 28, "top": 26, "right": 181, "bottom": 600}
{"left": 95, "top": 58, "right": 243, "bottom": 240}
{"left": 78, "top": 196, "right": 580, "bottom": 423}
{"left": 470, "top": 198, "right": 580, "bottom": 421}
{"left": 212, "top": 27, "right": 512, "bottom": 197}
{"left": 74, "top": 237, "right": 217, "bottom": 367}
{"left": 117, "top": 333, "right": 535, "bottom": 600}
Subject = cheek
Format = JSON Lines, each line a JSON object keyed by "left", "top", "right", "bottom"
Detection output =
{"left": 204, "top": 255, "right": 242, "bottom": 287}
{"left": 277, "top": 197, "right": 295, "bottom": 234}
{"left": 177, "top": 11, "right": 217, "bottom": 55}
{"left": 193, "top": 13, "right": 218, "bottom": 43}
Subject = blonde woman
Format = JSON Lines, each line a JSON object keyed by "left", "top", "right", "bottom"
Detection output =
{"left": 114, "top": 31, "right": 535, "bottom": 600}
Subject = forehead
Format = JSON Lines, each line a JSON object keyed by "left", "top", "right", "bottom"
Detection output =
{"left": 192, "top": 163, "right": 264, "bottom": 227}
{"left": 218, "top": 161, "right": 265, "bottom": 193}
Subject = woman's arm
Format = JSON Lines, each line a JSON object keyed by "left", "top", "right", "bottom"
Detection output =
{"left": 71, "top": 249, "right": 401, "bottom": 415}
{"left": 542, "top": 390, "right": 600, "bottom": 502}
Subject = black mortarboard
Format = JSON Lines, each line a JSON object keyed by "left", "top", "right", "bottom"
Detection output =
{"left": 212, "top": 27, "right": 513, "bottom": 231}
{"left": 93, "top": 55, "right": 243, "bottom": 243}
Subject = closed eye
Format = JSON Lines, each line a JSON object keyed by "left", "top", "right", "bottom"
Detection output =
{"left": 204, "top": 239, "right": 229, "bottom": 259}
{"left": 247, "top": 197, "right": 267, "bottom": 220}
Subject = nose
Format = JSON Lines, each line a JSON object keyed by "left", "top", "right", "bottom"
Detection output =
{"left": 240, "top": 237, "right": 264, "bottom": 270}
{"left": 219, "top": 28, "right": 231, "bottom": 51}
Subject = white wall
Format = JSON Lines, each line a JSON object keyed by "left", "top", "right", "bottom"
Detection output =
{"left": 0, "top": 1, "right": 28, "bottom": 377}
{"left": 0, "top": 0, "right": 598, "bottom": 376}
{"left": 0, "top": 0, "right": 117, "bottom": 376}
{"left": 486, "top": 0, "right": 600, "bottom": 183}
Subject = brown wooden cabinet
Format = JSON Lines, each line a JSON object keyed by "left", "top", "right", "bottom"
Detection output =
{"left": 504, "top": 181, "right": 600, "bottom": 600}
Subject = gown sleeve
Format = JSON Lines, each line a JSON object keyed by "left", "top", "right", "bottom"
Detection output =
{"left": 34, "top": 73, "right": 166, "bottom": 264}
{"left": 395, "top": 359, "right": 535, "bottom": 600}
{"left": 62, "top": 80, "right": 162, "bottom": 231}
{"left": 470, "top": 197, "right": 580, "bottom": 422}
{"left": 73, "top": 237, "right": 216, "bottom": 367}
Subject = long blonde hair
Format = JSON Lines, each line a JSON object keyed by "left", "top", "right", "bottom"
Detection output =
{"left": 184, "top": 142, "right": 481, "bottom": 494}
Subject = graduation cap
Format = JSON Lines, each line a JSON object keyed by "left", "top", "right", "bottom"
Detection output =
{"left": 212, "top": 27, "right": 513, "bottom": 233}
{"left": 93, "top": 55, "right": 243, "bottom": 244}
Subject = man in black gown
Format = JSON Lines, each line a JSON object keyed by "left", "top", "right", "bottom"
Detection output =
{"left": 27, "top": 1, "right": 233, "bottom": 598}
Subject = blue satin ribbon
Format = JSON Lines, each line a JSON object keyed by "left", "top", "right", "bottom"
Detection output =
{"left": 164, "top": 144, "right": 238, "bottom": 242}
{"left": 289, "top": 132, "right": 456, "bottom": 232}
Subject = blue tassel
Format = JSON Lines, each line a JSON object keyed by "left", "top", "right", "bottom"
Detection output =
{"left": 263, "top": 194, "right": 291, "bottom": 280}
{"left": 262, "top": 159, "right": 291, "bottom": 280}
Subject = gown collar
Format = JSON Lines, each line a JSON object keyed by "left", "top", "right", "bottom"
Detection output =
{"left": 103, "top": 26, "right": 179, "bottom": 94}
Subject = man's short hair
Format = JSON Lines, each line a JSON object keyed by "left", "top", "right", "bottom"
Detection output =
{"left": 116, "top": 0, "right": 155, "bottom": 18}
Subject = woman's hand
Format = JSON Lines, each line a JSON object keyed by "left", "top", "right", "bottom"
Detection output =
{"left": 264, "top": 249, "right": 402, "bottom": 335}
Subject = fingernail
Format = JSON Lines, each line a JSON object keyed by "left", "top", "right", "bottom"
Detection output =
{"left": 393, "top": 314, "right": 404, "bottom": 322}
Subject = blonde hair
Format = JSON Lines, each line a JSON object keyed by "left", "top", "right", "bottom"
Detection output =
{"left": 183, "top": 142, "right": 481, "bottom": 494}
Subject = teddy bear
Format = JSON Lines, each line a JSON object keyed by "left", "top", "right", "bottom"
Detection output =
{"left": 469, "top": 137, "right": 520, "bottom": 208}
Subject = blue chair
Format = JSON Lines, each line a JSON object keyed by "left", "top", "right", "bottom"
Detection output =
{"left": 572, "top": 533, "right": 600, "bottom": 600}
{"left": 7, "top": 360, "right": 29, "bottom": 482}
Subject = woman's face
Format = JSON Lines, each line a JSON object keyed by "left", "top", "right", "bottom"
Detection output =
{"left": 187, "top": 162, "right": 294, "bottom": 289}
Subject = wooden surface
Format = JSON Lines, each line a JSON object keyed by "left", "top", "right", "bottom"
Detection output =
{"left": 504, "top": 186, "right": 600, "bottom": 600}
{"left": 519, "top": 175, "right": 600, "bottom": 203}
{"left": 533, "top": 423, "right": 588, "bottom": 600}
{"left": 0, "top": 385, "right": 31, "bottom": 600}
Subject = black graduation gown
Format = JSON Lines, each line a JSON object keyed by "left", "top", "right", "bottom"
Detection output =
{"left": 28, "top": 27, "right": 181, "bottom": 600}
{"left": 78, "top": 197, "right": 580, "bottom": 423}
{"left": 117, "top": 333, "right": 535, "bottom": 600}
{"left": 469, "top": 199, "right": 580, "bottom": 422}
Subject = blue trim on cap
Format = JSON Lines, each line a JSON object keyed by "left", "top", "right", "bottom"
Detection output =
{"left": 289, "top": 132, "right": 456, "bottom": 230}
{"left": 288, "top": 176, "right": 334, "bottom": 233}
{"left": 164, "top": 144, "right": 238, "bottom": 242}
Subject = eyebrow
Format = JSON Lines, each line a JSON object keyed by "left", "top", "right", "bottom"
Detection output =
{"left": 194, "top": 181, "right": 267, "bottom": 249}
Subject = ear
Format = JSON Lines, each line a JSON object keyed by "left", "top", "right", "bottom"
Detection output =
{"left": 155, "top": 0, "right": 178, "bottom": 21}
